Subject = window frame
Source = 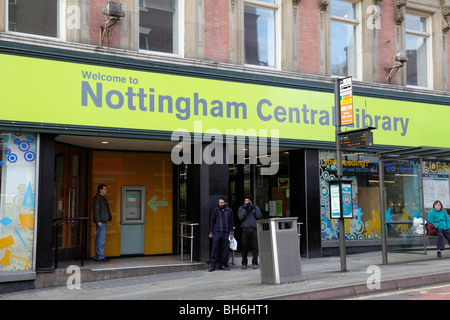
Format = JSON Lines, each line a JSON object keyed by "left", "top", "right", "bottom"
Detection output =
{"left": 138, "top": 0, "right": 185, "bottom": 58}
{"left": 243, "top": 0, "right": 281, "bottom": 70}
{"left": 5, "top": 0, "right": 66, "bottom": 41}
{"left": 329, "top": 0, "right": 363, "bottom": 80}
{"left": 404, "top": 11, "right": 433, "bottom": 90}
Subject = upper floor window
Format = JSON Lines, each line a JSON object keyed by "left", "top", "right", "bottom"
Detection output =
{"left": 244, "top": 0, "right": 279, "bottom": 68}
{"left": 405, "top": 13, "right": 431, "bottom": 88}
{"left": 139, "top": 0, "right": 180, "bottom": 54}
{"left": 330, "top": 0, "right": 361, "bottom": 79}
{"left": 8, "top": 0, "right": 60, "bottom": 38}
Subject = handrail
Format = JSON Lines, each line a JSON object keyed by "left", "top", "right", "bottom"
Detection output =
{"left": 180, "top": 221, "right": 198, "bottom": 263}
{"left": 52, "top": 217, "right": 89, "bottom": 269}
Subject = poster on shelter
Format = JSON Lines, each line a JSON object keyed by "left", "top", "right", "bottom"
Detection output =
{"left": 423, "top": 174, "right": 450, "bottom": 208}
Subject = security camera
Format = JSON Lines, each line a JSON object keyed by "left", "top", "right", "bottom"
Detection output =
{"left": 102, "top": 1, "right": 126, "bottom": 20}
{"left": 393, "top": 51, "right": 408, "bottom": 64}
{"left": 385, "top": 50, "right": 408, "bottom": 83}
{"left": 100, "top": 1, "right": 126, "bottom": 47}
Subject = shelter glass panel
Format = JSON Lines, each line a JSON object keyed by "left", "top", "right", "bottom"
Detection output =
{"left": 383, "top": 160, "right": 422, "bottom": 239}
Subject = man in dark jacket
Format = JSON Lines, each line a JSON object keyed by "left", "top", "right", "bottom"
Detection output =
{"left": 209, "top": 196, "right": 234, "bottom": 272}
{"left": 93, "top": 184, "right": 112, "bottom": 262}
{"left": 238, "top": 194, "right": 262, "bottom": 269}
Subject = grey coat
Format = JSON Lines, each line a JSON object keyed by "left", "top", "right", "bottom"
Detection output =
{"left": 93, "top": 193, "right": 112, "bottom": 224}
{"left": 238, "top": 204, "right": 262, "bottom": 229}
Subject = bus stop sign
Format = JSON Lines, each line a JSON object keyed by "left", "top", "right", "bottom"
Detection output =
{"left": 329, "top": 180, "right": 353, "bottom": 219}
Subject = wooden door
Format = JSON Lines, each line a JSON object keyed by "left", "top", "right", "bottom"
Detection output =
{"left": 54, "top": 143, "right": 88, "bottom": 260}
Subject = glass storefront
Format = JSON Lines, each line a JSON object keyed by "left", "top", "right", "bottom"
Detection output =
{"left": 255, "top": 152, "right": 290, "bottom": 218}
{"left": 320, "top": 150, "right": 380, "bottom": 240}
{"left": 320, "top": 150, "right": 450, "bottom": 243}
{"left": 227, "top": 152, "right": 290, "bottom": 218}
{"left": 0, "top": 133, "right": 38, "bottom": 273}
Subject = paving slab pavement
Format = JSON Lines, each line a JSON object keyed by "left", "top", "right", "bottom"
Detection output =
{"left": 2, "top": 250, "right": 450, "bottom": 300}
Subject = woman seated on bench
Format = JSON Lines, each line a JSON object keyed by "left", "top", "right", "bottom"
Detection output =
{"left": 427, "top": 200, "right": 450, "bottom": 258}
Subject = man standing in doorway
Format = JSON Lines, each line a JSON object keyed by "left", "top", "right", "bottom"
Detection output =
{"left": 209, "top": 196, "right": 234, "bottom": 272}
{"left": 238, "top": 194, "right": 262, "bottom": 269}
{"left": 93, "top": 184, "right": 112, "bottom": 262}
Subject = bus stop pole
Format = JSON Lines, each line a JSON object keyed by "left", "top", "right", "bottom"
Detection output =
{"left": 419, "top": 158, "right": 427, "bottom": 254}
{"left": 379, "top": 156, "right": 388, "bottom": 265}
{"left": 334, "top": 78, "right": 347, "bottom": 272}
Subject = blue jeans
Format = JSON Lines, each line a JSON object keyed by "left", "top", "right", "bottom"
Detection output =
{"left": 94, "top": 223, "right": 106, "bottom": 260}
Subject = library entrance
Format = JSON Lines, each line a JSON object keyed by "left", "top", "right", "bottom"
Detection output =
{"left": 54, "top": 143, "right": 88, "bottom": 261}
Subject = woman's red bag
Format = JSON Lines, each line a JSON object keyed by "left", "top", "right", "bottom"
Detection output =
{"left": 425, "top": 222, "right": 436, "bottom": 236}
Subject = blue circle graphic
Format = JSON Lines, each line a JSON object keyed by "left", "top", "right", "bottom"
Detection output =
{"left": 24, "top": 151, "right": 35, "bottom": 162}
{"left": 7, "top": 154, "right": 17, "bottom": 163}
{"left": 19, "top": 141, "right": 30, "bottom": 152}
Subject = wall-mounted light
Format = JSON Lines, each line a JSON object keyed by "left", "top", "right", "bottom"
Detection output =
{"left": 385, "top": 51, "right": 408, "bottom": 84}
{"left": 100, "top": 1, "right": 126, "bottom": 47}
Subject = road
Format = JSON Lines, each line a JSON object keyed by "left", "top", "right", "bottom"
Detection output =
{"left": 348, "top": 283, "right": 450, "bottom": 300}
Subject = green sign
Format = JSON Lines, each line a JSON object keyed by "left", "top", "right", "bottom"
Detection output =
{"left": 1, "top": 54, "right": 449, "bottom": 147}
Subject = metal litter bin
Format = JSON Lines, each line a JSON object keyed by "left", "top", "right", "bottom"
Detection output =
{"left": 256, "top": 217, "right": 303, "bottom": 284}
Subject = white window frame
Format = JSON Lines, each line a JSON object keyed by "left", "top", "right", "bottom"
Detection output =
{"left": 243, "top": 0, "right": 281, "bottom": 70}
{"left": 138, "top": 0, "right": 185, "bottom": 58}
{"left": 330, "top": 0, "right": 362, "bottom": 80}
{"left": 404, "top": 11, "right": 433, "bottom": 89}
{"left": 5, "top": 0, "right": 66, "bottom": 41}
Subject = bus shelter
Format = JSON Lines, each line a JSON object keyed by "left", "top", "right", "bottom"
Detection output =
{"left": 378, "top": 147, "right": 450, "bottom": 265}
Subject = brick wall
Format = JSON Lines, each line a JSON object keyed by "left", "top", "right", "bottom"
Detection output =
{"left": 298, "top": 0, "right": 320, "bottom": 75}
{"left": 82, "top": 0, "right": 448, "bottom": 90}
{"left": 377, "top": 0, "right": 397, "bottom": 84}
{"left": 204, "top": 0, "right": 230, "bottom": 63}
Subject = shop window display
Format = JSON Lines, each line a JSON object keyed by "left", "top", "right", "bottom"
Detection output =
{"left": 320, "top": 151, "right": 448, "bottom": 242}
{"left": 320, "top": 151, "right": 380, "bottom": 240}
{"left": 0, "top": 133, "right": 37, "bottom": 272}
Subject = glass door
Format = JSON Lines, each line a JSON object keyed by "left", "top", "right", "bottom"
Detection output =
{"left": 54, "top": 143, "right": 88, "bottom": 260}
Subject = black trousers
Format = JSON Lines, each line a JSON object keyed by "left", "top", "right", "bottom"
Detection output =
{"left": 241, "top": 228, "right": 258, "bottom": 266}
{"left": 210, "top": 232, "right": 229, "bottom": 267}
{"left": 436, "top": 228, "right": 450, "bottom": 250}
